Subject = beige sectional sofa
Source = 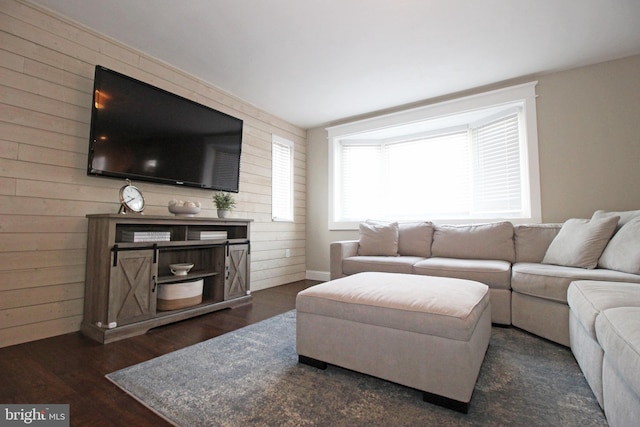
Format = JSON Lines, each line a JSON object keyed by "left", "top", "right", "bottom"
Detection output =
{"left": 330, "top": 209, "right": 640, "bottom": 425}
{"left": 568, "top": 281, "right": 640, "bottom": 425}
{"left": 331, "top": 211, "right": 640, "bottom": 346}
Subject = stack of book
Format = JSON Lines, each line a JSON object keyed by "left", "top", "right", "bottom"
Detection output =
{"left": 121, "top": 230, "right": 171, "bottom": 243}
{"left": 188, "top": 230, "right": 228, "bottom": 240}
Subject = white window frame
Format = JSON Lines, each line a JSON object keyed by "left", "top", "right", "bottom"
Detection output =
{"left": 327, "top": 82, "right": 541, "bottom": 230}
{"left": 272, "top": 134, "right": 294, "bottom": 222}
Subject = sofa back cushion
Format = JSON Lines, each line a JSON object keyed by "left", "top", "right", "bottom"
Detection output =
{"left": 514, "top": 224, "right": 562, "bottom": 263}
{"left": 592, "top": 209, "right": 640, "bottom": 230}
{"left": 431, "top": 221, "right": 515, "bottom": 262}
{"left": 398, "top": 222, "right": 433, "bottom": 257}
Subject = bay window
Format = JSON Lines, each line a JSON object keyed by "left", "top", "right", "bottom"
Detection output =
{"left": 328, "top": 82, "right": 540, "bottom": 229}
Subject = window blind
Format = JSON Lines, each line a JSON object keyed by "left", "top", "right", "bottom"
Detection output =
{"left": 340, "top": 144, "right": 383, "bottom": 220}
{"left": 472, "top": 113, "right": 521, "bottom": 215}
{"left": 272, "top": 138, "right": 294, "bottom": 221}
{"left": 385, "top": 132, "right": 470, "bottom": 218}
{"left": 336, "top": 112, "right": 524, "bottom": 221}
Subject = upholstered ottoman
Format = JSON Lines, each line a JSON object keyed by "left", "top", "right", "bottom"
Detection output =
{"left": 296, "top": 272, "right": 491, "bottom": 413}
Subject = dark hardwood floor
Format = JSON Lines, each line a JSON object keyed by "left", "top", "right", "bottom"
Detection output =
{"left": 0, "top": 280, "right": 319, "bottom": 426}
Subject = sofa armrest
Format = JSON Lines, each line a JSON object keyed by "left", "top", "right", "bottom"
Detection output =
{"left": 330, "top": 240, "right": 359, "bottom": 280}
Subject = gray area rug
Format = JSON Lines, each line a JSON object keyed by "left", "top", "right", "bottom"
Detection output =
{"left": 107, "top": 311, "right": 607, "bottom": 426}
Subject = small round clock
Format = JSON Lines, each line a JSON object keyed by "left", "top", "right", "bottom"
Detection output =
{"left": 118, "top": 179, "right": 145, "bottom": 214}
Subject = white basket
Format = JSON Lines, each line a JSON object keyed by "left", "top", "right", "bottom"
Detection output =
{"left": 157, "top": 279, "right": 203, "bottom": 310}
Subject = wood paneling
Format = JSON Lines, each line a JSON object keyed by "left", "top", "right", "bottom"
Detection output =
{"left": 0, "top": 0, "right": 307, "bottom": 347}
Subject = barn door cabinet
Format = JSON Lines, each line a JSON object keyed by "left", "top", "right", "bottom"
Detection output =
{"left": 82, "top": 214, "right": 252, "bottom": 343}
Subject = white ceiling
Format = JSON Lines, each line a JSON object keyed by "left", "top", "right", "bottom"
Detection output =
{"left": 31, "top": 0, "right": 640, "bottom": 129}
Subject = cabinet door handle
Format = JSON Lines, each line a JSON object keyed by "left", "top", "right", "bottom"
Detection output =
{"left": 152, "top": 275, "right": 157, "bottom": 293}
{"left": 112, "top": 244, "right": 119, "bottom": 266}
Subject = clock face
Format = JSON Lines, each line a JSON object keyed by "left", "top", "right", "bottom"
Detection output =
{"left": 121, "top": 185, "right": 144, "bottom": 212}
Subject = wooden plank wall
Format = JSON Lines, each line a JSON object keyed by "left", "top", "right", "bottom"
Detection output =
{"left": 0, "top": 0, "right": 307, "bottom": 348}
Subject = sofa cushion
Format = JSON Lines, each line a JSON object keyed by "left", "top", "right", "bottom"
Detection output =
{"left": 358, "top": 221, "right": 399, "bottom": 256}
{"left": 511, "top": 263, "right": 640, "bottom": 303}
{"left": 413, "top": 257, "right": 512, "bottom": 290}
{"left": 542, "top": 216, "right": 619, "bottom": 269}
{"left": 596, "top": 307, "right": 640, "bottom": 400}
{"left": 431, "top": 221, "right": 515, "bottom": 262}
{"left": 598, "top": 217, "right": 640, "bottom": 274}
{"left": 398, "top": 222, "right": 433, "bottom": 257}
{"left": 343, "top": 256, "right": 425, "bottom": 276}
{"left": 592, "top": 209, "right": 640, "bottom": 229}
{"left": 568, "top": 280, "right": 640, "bottom": 339}
{"left": 514, "top": 224, "right": 562, "bottom": 263}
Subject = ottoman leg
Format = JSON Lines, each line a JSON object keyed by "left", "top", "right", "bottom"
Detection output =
{"left": 423, "top": 390, "right": 470, "bottom": 414}
{"left": 298, "top": 355, "right": 327, "bottom": 370}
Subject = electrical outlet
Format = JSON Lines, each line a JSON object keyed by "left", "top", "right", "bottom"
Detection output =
{"left": 285, "top": 249, "right": 291, "bottom": 258}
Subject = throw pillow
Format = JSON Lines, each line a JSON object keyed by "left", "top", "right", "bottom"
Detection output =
{"left": 358, "top": 221, "right": 399, "bottom": 256}
{"left": 598, "top": 216, "right": 640, "bottom": 274}
{"left": 542, "top": 216, "right": 619, "bottom": 269}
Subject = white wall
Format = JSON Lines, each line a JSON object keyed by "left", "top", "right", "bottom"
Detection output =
{"left": 306, "top": 55, "right": 640, "bottom": 274}
{"left": 0, "top": 0, "right": 307, "bottom": 347}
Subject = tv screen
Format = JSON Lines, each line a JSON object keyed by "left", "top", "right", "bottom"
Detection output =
{"left": 88, "top": 66, "right": 243, "bottom": 192}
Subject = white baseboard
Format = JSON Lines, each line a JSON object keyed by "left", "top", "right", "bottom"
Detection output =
{"left": 306, "top": 270, "right": 330, "bottom": 282}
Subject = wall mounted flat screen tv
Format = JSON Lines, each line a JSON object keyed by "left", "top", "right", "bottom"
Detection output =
{"left": 88, "top": 66, "right": 243, "bottom": 192}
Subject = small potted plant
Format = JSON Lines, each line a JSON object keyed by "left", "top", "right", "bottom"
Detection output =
{"left": 213, "top": 192, "right": 236, "bottom": 218}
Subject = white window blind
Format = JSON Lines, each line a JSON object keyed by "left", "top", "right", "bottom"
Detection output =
{"left": 386, "top": 131, "right": 470, "bottom": 219}
{"left": 335, "top": 113, "right": 526, "bottom": 223}
{"left": 340, "top": 144, "right": 383, "bottom": 220}
{"left": 472, "top": 113, "right": 521, "bottom": 215}
{"left": 272, "top": 135, "right": 294, "bottom": 221}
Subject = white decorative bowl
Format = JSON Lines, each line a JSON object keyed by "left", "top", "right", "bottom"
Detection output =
{"left": 168, "top": 205, "right": 201, "bottom": 216}
{"left": 169, "top": 263, "right": 194, "bottom": 276}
